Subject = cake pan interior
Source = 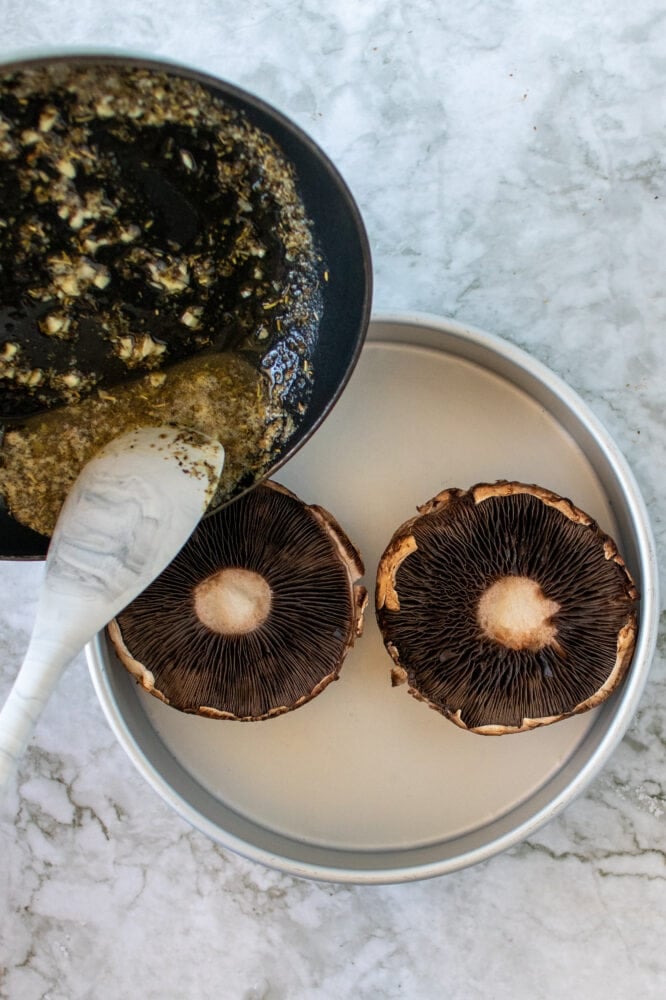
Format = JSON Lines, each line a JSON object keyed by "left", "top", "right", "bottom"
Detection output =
{"left": 88, "top": 312, "right": 658, "bottom": 883}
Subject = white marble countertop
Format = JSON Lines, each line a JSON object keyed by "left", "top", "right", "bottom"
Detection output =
{"left": 1, "top": 2, "right": 665, "bottom": 997}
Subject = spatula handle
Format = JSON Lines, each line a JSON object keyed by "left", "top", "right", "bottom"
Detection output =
{"left": 0, "top": 643, "right": 70, "bottom": 794}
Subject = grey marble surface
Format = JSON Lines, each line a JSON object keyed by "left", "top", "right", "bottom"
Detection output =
{"left": 1, "top": 1, "right": 665, "bottom": 998}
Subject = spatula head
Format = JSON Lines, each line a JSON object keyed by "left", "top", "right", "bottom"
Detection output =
{"left": 36, "top": 425, "right": 225, "bottom": 658}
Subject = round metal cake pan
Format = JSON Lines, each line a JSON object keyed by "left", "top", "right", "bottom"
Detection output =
{"left": 87, "top": 312, "right": 659, "bottom": 884}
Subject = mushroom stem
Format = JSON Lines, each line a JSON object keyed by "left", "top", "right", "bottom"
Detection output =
{"left": 477, "top": 576, "right": 560, "bottom": 652}
{"left": 194, "top": 568, "right": 273, "bottom": 636}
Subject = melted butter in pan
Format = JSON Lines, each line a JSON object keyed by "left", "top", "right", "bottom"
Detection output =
{"left": 0, "top": 62, "right": 324, "bottom": 536}
{"left": 0, "top": 61, "right": 322, "bottom": 418}
{"left": 0, "top": 352, "right": 294, "bottom": 538}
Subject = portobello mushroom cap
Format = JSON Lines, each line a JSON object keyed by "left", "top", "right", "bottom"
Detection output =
{"left": 375, "top": 481, "right": 639, "bottom": 735}
{"left": 108, "top": 481, "right": 367, "bottom": 720}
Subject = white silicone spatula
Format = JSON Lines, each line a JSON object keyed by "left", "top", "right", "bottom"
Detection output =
{"left": 0, "top": 425, "right": 225, "bottom": 794}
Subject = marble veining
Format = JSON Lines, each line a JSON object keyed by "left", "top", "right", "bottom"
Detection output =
{"left": 1, "top": 2, "right": 665, "bottom": 998}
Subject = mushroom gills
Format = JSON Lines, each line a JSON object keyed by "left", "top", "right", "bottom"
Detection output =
{"left": 375, "top": 481, "right": 639, "bottom": 735}
{"left": 109, "top": 481, "right": 367, "bottom": 720}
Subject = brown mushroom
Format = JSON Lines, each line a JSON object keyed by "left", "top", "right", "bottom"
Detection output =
{"left": 108, "top": 481, "right": 366, "bottom": 720}
{"left": 375, "top": 481, "right": 639, "bottom": 735}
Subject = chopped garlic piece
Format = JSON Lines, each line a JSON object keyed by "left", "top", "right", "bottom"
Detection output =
{"left": 180, "top": 306, "right": 203, "bottom": 328}
{"left": 56, "top": 157, "right": 77, "bottom": 179}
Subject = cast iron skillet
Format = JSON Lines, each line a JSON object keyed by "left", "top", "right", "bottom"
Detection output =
{"left": 0, "top": 53, "right": 372, "bottom": 559}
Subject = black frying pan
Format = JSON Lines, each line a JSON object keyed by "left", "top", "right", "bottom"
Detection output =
{"left": 0, "top": 54, "right": 372, "bottom": 559}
